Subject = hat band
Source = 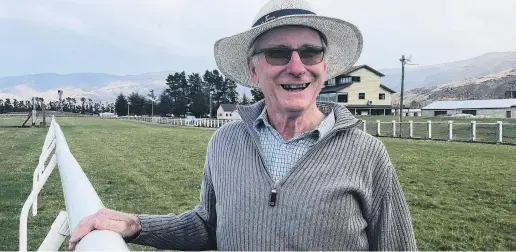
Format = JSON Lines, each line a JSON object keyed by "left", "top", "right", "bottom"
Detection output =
{"left": 252, "top": 9, "right": 315, "bottom": 27}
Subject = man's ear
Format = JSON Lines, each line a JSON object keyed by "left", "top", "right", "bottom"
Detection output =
{"left": 249, "top": 64, "right": 259, "bottom": 85}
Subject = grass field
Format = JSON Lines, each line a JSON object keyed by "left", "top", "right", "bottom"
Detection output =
{"left": 1, "top": 117, "right": 515, "bottom": 250}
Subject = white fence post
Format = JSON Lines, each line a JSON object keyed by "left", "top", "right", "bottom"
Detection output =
{"left": 392, "top": 120, "right": 396, "bottom": 137}
{"left": 363, "top": 120, "right": 367, "bottom": 132}
{"left": 376, "top": 120, "right": 381, "bottom": 136}
{"left": 498, "top": 121, "right": 503, "bottom": 143}
{"left": 409, "top": 120, "right": 413, "bottom": 138}
{"left": 427, "top": 120, "right": 432, "bottom": 139}
{"left": 448, "top": 120, "right": 453, "bottom": 141}
{"left": 471, "top": 121, "right": 476, "bottom": 141}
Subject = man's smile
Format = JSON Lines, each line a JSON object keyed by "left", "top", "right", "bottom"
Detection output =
{"left": 280, "top": 82, "right": 311, "bottom": 91}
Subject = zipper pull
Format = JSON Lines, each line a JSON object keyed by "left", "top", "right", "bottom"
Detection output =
{"left": 269, "top": 189, "right": 277, "bottom": 206}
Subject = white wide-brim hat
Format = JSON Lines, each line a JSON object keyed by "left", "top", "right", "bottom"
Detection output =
{"left": 214, "top": 0, "right": 363, "bottom": 88}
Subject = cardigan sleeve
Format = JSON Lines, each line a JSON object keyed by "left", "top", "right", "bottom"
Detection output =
{"left": 366, "top": 143, "right": 417, "bottom": 251}
{"left": 126, "top": 156, "right": 218, "bottom": 250}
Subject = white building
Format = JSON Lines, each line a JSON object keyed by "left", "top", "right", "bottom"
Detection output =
{"left": 421, "top": 99, "right": 516, "bottom": 118}
{"left": 217, "top": 104, "right": 241, "bottom": 120}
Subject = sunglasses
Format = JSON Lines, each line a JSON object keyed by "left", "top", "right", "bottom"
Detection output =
{"left": 252, "top": 45, "right": 325, "bottom": 66}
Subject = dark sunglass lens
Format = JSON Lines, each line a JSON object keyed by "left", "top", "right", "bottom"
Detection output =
{"left": 300, "top": 48, "right": 324, "bottom": 65}
{"left": 264, "top": 48, "right": 291, "bottom": 65}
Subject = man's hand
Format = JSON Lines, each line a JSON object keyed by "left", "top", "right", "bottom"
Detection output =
{"left": 68, "top": 208, "right": 142, "bottom": 250}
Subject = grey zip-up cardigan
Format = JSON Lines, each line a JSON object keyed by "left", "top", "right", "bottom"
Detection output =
{"left": 129, "top": 100, "right": 417, "bottom": 251}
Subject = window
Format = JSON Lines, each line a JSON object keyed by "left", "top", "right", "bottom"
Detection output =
{"left": 358, "top": 93, "right": 365, "bottom": 100}
{"left": 317, "top": 93, "right": 337, "bottom": 102}
{"left": 462, "top": 110, "right": 477, "bottom": 116}
{"left": 507, "top": 111, "right": 512, "bottom": 118}
{"left": 337, "top": 94, "right": 348, "bottom": 103}
{"left": 327, "top": 78, "right": 336, "bottom": 86}
{"left": 352, "top": 76, "right": 361, "bottom": 82}
{"left": 339, "top": 76, "right": 352, "bottom": 84}
{"left": 379, "top": 93, "right": 385, "bottom": 100}
{"left": 226, "top": 113, "right": 228, "bottom": 116}
{"left": 434, "top": 111, "right": 447, "bottom": 116}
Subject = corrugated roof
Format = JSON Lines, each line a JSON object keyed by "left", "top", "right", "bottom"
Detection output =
{"left": 220, "top": 104, "right": 237, "bottom": 111}
{"left": 422, "top": 99, "right": 516, "bottom": 110}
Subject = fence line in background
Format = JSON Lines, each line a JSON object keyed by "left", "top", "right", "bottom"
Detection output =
{"left": 360, "top": 120, "right": 516, "bottom": 145}
{"left": 112, "top": 115, "right": 236, "bottom": 129}
{"left": 19, "top": 116, "right": 129, "bottom": 251}
{"left": 112, "top": 115, "right": 516, "bottom": 145}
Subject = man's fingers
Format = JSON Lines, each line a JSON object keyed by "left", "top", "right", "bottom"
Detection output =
{"left": 69, "top": 216, "right": 96, "bottom": 244}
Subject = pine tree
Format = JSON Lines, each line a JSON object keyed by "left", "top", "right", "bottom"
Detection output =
{"left": 127, "top": 92, "right": 147, "bottom": 116}
{"left": 204, "top": 70, "right": 224, "bottom": 117}
{"left": 251, "top": 87, "right": 265, "bottom": 103}
{"left": 115, "top": 93, "right": 128, "bottom": 116}
{"left": 240, "top": 93, "right": 250, "bottom": 105}
{"left": 158, "top": 90, "right": 174, "bottom": 116}
{"left": 166, "top": 71, "right": 190, "bottom": 117}
{"left": 225, "top": 78, "right": 239, "bottom": 104}
{"left": 188, "top": 72, "right": 209, "bottom": 118}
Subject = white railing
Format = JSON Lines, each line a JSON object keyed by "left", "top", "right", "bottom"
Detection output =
{"left": 113, "top": 115, "right": 237, "bottom": 128}
{"left": 19, "top": 116, "right": 129, "bottom": 251}
{"left": 360, "top": 119, "right": 516, "bottom": 145}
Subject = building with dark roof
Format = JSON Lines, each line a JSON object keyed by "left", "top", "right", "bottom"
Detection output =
{"left": 317, "top": 65, "right": 396, "bottom": 116}
{"left": 217, "top": 104, "right": 241, "bottom": 120}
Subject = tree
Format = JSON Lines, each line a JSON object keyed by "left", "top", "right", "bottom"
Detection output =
{"left": 188, "top": 72, "right": 209, "bottom": 117}
{"left": 88, "top": 98, "right": 93, "bottom": 113}
{"left": 4, "top": 98, "right": 12, "bottom": 112}
{"left": 203, "top": 70, "right": 224, "bottom": 117}
{"left": 166, "top": 71, "right": 190, "bottom": 117}
{"left": 225, "top": 78, "right": 239, "bottom": 104}
{"left": 79, "top": 97, "right": 86, "bottom": 114}
{"left": 13, "top": 99, "right": 19, "bottom": 112}
{"left": 158, "top": 90, "right": 173, "bottom": 116}
{"left": 251, "top": 87, "right": 265, "bottom": 102}
{"left": 115, "top": 93, "right": 128, "bottom": 116}
{"left": 128, "top": 92, "right": 147, "bottom": 116}
{"left": 240, "top": 93, "right": 251, "bottom": 105}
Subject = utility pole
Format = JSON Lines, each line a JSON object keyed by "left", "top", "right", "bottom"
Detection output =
{"left": 209, "top": 90, "right": 213, "bottom": 118}
{"left": 127, "top": 103, "right": 130, "bottom": 116}
{"left": 148, "top": 89, "right": 155, "bottom": 117}
{"left": 399, "top": 55, "right": 409, "bottom": 125}
{"left": 399, "top": 54, "right": 417, "bottom": 137}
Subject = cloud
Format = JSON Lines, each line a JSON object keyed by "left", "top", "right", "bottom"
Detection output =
{"left": 1, "top": 0, "right": 516, "bottom": 75}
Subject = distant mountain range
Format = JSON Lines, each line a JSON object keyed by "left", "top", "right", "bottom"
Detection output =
{"left": 379, "top": 51, "right": 516, "bottom": 92}
{"left": 1, "top": 51, "right": 516, "bottom": 104}
{"left": 393, "top": 68, "right": 516, "bottom": 107}
{"left": 0, "top": 71, "right": 252, "bottom": 102}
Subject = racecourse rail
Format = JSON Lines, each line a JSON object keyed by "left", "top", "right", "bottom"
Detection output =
{"left": 19, "top": 116, "right": 129, "bottom": 251}
{"left": 110, "top": 115, "right": 516, "bottom": 145}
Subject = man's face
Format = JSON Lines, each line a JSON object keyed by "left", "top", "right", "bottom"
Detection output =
{"left": 250, "top": 26, "right": 327, "bottom": 115}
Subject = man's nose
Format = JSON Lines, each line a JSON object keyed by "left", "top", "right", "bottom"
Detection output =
{"left": 286, "top": 51, "right": 306, "bottom": 77}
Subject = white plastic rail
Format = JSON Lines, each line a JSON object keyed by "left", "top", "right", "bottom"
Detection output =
{"left": 19, "top": 116, "right": 130, "bottom": 251}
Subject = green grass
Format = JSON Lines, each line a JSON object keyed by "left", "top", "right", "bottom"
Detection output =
{"left": 1, "top": 117, "right": 515, "bottom": 250}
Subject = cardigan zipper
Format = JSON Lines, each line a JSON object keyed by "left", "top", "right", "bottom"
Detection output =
{"left": 269, "top": 187, "right": 278, "bottom": 206}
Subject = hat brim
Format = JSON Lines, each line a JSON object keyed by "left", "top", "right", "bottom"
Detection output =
{"left": 214, "top": 14, "right": 363, "bottom": 88}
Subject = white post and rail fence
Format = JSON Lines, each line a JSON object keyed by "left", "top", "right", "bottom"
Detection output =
{"left": 112, "top": 115, "right": 516, "bottom": 145}
{"left": 359, "top": 120, "right": 516, "bottom": 145}
{"left": 19, "top": 116, "right": 129, "bottom": 251}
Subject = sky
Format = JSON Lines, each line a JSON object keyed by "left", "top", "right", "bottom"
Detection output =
{"left": 1, "top": 0, "right": 516, "bottom": 78}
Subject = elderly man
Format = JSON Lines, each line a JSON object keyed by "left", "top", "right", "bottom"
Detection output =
{"left": 69, "top": 0, "right": 417, "bottom": 250}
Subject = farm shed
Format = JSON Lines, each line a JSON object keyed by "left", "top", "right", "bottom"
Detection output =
{"left": 422, "top": 99, "right": 516, "bottom": 118}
